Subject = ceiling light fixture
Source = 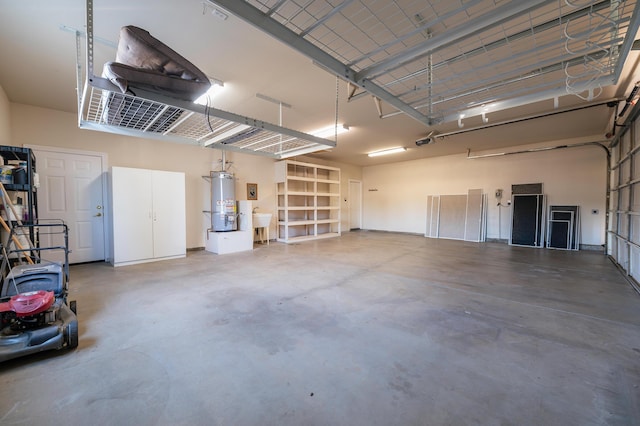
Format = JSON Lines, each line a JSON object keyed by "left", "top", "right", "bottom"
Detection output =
{"left": 368, "top": 147, "right": 407, "bottom": 157}
{"left": 310, "top": 124, "right": 350, "bottom": 139}
{"left": 212, "top": 8, "right": 228, "bottom": 20}
{"left": 194, "top": 79, "right": 225, "bottom": 105}
{"left": 203, "top": 2, "right": 228, "bottom": 20}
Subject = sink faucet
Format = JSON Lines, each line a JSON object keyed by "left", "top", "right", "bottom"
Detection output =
{"left": 252, "top": 207, "right": 258, "bottom": 213}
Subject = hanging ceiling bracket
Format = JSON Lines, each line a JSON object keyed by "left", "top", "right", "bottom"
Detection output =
{"left": 373, "top": 96, "right": 383, "bottom": 118}
{"left": 346, "top": 82, "right": 359, "bottom": 101}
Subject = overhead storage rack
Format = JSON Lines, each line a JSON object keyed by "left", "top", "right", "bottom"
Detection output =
{"left": 76, "top": 0, "right": 336, "bottom": 159}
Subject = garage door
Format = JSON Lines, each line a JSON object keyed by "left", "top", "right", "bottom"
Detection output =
{"left": 609, "top": 113, "right": 640, "bottom": 293}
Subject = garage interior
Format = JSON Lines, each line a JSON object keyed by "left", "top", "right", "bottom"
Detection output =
{"left": 0, "top": 0, "right": 639, "bottom": 424}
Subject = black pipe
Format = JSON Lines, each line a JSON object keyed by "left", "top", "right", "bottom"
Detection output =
{"left": 618, "top": 81, "right": 640, "bottom": 118}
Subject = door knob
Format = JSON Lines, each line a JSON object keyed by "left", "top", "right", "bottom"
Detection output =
{"left": 94, "top": 212, "right": 102, "bottom": 217}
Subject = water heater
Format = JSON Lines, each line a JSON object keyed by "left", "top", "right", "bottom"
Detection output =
{"left": 211, "top": 171, "right": 237, "bottom": 231}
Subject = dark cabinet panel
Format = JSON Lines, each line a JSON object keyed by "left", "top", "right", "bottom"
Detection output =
{"left": 511, "top": 194, "right": 545, "bottom": 247}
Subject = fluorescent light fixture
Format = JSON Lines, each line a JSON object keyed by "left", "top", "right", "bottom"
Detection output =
{"left": 211, "top": 8, "right": 228, "bottom": 20}
{"left": 368, "top": 147, "right": 407, "bottom": 157}
{"left": 310, "top": 124, "right": 350, "bottom": 139}
{"left": 194, "top": 79, "right": 225, "bottom": 105}
{"left": 203, "top": 2, "right": 228, "bottom": 20}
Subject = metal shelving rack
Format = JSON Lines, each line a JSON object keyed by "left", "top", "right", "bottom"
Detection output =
{"left": 0, "top": 146, "right": 39, "bottom": 254}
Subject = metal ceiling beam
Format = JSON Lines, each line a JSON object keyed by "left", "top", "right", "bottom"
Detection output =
{"left": 346, "top": 0, "right": 614, "bottom": 103}
{"left": 355, "top": 0, "right": 556, "bottom": 81}
{"left": 383, "top": 0, "right": 613, "bottom": 90}
{"left": 207, "top": 0, "right": 433, "bottom": 127}
{"left": 346, "top": 0, "right": 487, "bottom": 68}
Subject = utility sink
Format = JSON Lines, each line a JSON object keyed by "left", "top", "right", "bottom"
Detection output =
{"left": 252, "top": 213, "right": 272, "bottom": 228}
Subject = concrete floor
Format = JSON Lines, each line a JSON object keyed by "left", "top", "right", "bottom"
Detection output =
{"left": 0, "top": 231, "right": 639, "bottom": 425}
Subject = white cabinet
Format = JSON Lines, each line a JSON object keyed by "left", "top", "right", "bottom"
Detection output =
{"left": 275, "top": 160, "right": 340, "bottom": 243}
{"left": 111, "top": 167, "right": 186, "bottom": 266}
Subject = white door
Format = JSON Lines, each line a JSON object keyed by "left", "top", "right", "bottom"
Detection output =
{"left": 151, "top": 170, "right": 186, "bottom": 258}
{"left": 112, "top": 167, "right": 154, "bottom": 264}
{"left": 32, "top": 147, "right": 106, "bottom": 264}
{"left": 349, "top": 180, "right": 362, "bottom": 230}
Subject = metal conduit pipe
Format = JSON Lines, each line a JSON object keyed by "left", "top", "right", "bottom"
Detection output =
{"left": 467, "top": 141, "right": 611, "bottom": 254}
{"left": 465, "top": 140, "right": 609, "bottom": 159}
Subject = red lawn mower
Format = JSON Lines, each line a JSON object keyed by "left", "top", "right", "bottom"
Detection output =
{"left": 0, "top": 222, "right": 78, "bottom": 362}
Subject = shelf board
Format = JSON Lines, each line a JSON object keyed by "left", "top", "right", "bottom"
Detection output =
{"left": 3, "top": 184, "right": 34, "bottom": 192}
{"left": 315, "top": 232, "right": 340, "bottom": 239}
{"left": 316, "top": 179, "right": 340, "bottom": 184}
{"left": 317, "top": 192, "right": 340, "bottom": 197}
{"left": 277, "top": 232, "right": 340, "bottom": 243}
{"left": 286, "top": 176, "right": 316, "bottom": 182}
{"left": 286, "top": 191, "right": 315, "bottom": 196}
{"left": 278, "top": 206, "right": 316, "bottom": 211}
{"left": 278, "top": 220, "right": 316, "bottom": 226}
{"left": 276, "top": 206, "right": 338, "bottom": 210}
{"left": 283, "top": 159, "right": 339, "bottom": 171}
{"left": 316, "top": 219, "right": 339, "bottom": 224}
{"left": 278, "top": 192, "right": 314, "bottom": 196}
{"left": 277, "top": 235, "right": 316, "bottom": 243}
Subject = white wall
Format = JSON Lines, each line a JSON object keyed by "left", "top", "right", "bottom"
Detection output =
{"left": 0, "top": 85, "right": 10, "bottom": 144}
{"left": 8, "top": 97, "right": 606, "bottom": 248}
{"left": 9, "top": 103, "right": 362, "bottom": 249}
{"left": 362, "top": 141, "right": 607, "bottom": 246}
